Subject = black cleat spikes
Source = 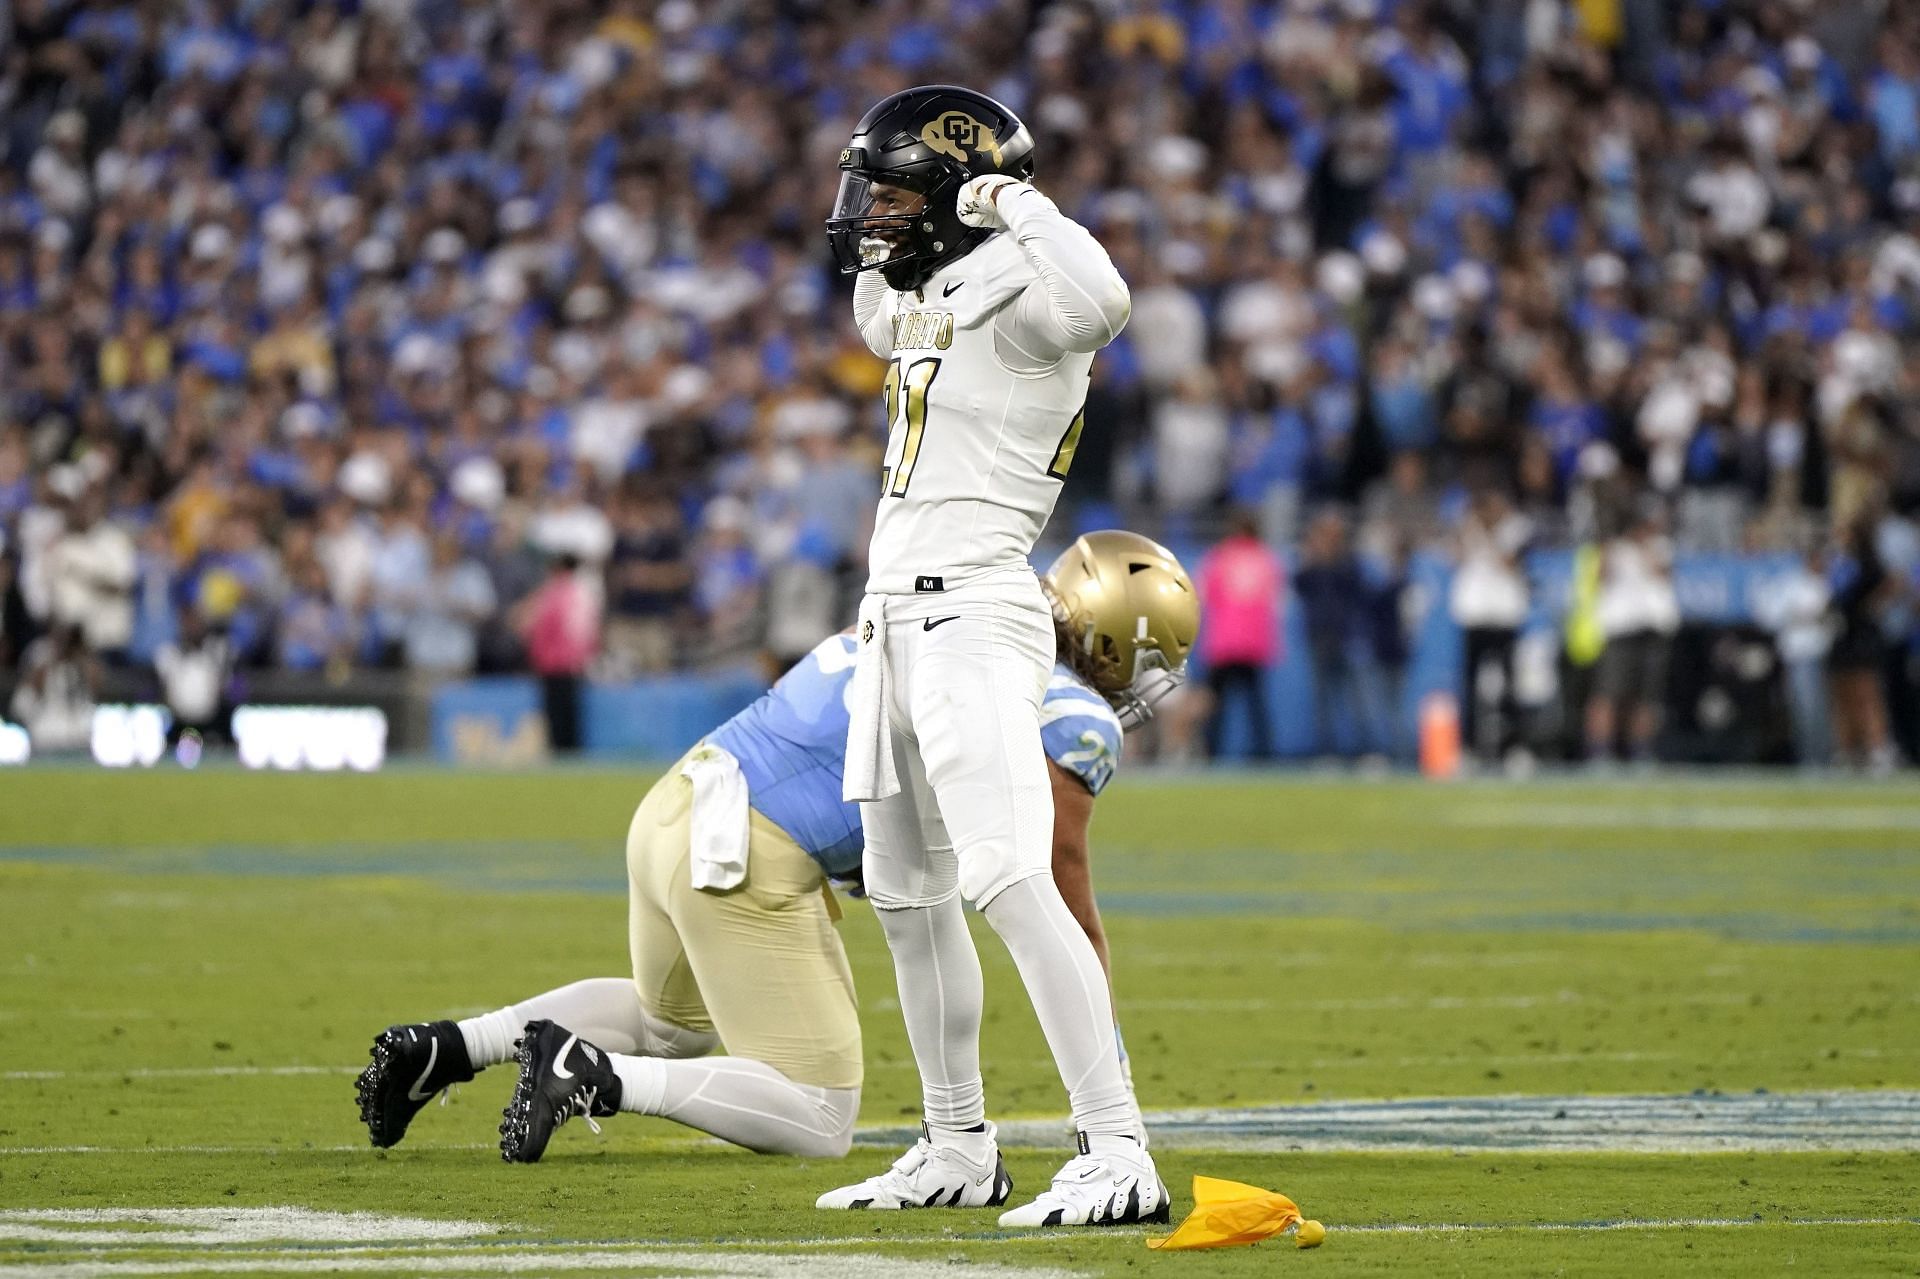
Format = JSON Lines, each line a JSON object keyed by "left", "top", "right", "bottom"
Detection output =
{"left": 498, "top": 1019, "right": 622, "bottom": 1164}
{"left": 354, "top": 1020, "right": 475, "bottom": 1149}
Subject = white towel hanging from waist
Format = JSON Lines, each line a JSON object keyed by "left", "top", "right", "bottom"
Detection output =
{"left": 842, "top": 596, "right": 900, "bottom": 803}
{"left": 681, "top": 743, "right": 750, "bottom": 891}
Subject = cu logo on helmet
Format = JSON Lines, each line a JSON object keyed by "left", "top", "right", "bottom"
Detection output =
{"left": 922, "top": 112, "right": 1003, "bottom": 165}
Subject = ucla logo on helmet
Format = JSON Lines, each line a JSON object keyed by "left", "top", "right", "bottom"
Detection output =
{"left": 921, "top": 111, "right": 1004, "bottom": 166}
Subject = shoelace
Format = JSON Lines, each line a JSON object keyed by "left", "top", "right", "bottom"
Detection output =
{"left": 562, "top": 1084, "right": 604, "bottom": 1135}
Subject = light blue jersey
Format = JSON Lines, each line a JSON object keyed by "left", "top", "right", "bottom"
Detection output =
{"left": 707, "top": 634, "right": 1125, "bottom": 879}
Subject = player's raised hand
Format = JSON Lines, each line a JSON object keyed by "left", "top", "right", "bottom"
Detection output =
{"left": 956, "top": 175, "right": 1027, "bottom": 229}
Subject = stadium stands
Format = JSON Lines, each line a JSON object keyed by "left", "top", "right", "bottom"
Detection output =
{"left": 2, "top": 0, "right": 1918, "bottom": 766}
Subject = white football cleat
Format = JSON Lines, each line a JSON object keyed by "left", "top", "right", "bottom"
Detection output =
{"left": 815, "top": 1123, "right": 1013, "bottom": 1210}
{"left": 997, "top": 1132, "right": 1171, "bottom": 1228}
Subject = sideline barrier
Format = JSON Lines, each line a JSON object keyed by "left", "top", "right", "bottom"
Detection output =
{"left": 430, "top": 668, "right": 768, "bottom": 764}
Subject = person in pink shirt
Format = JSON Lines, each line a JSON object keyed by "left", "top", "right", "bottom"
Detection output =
{"left": 1196, "top": 511, "right": 1284, "bottom": 759}
{"left": 517, "top": 552, "right": 602, "bottom": 753}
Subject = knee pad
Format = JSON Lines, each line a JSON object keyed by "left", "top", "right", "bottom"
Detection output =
{"left": 863, "top": 843, "right": 960, "bottom": 911}
{"left": 809, "top": 1085, "right": 860, "bottom": 1160}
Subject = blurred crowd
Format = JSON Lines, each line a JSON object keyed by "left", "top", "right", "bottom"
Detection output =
{"left": 4, "top": 0, "right": 1920, "bottom": 764}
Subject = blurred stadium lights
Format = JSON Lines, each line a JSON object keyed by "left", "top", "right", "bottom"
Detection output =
{"left": 86, "top": 704, "right": 387, "bottom": 771}
{"left": 233, "top": 706, "right": 387, "bottom": 772}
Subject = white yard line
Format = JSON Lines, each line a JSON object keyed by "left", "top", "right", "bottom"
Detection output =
{"left": 0, "top": 1250, "right": 1078, "bottom": 1278}
{"left": 1448, "top": 802, "right": 1920, "bottom": 831}
{"left": 0, "top": 1217, "right": 1913, "bottom": 1279}
{"left": 0, "top": 1144, "right": 493, "bottom": 1157}
{"left": 1118, "top": 991, "right": 1755, "bottom": 1012}
{"left": 4, "top": 1066, "right": 355, "bottom": 1081}
{"left": 863, "top": 1089, "right": 1920, "bottom": 1154}
{"left": 0, "top": 1208, "right": 499, "bottom": 1246}
{"left": 1334, "top": 1215, "right": 1917, "bottom": 1234}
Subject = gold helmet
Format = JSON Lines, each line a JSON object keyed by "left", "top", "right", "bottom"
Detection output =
{"left": 1042, "top": 530, "right": 1200, "bottom": 727}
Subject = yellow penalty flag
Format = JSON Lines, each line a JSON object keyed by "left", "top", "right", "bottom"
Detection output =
{"left": 1145, "top": 1175, "right": 1303, "bottom": 1251}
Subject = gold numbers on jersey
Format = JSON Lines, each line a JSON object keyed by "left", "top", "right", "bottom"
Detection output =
{"left": 1047, "top": 404, "right": 1087, "bottom": 479}
{"left": 881, "top": 356, "right": 942, "bottom": 498}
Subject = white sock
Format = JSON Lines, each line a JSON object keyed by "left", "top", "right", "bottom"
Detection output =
{"left": 610, "top": 1053, "right": 858, "bottom": 1158}
{"left": 457, "top": 977, "right": 719, "bottom": 1069}
{"left": 983, "top": 876, "right": 1135, "bottom": 1137}
{"left": 1115, "top": 1024, "right": 1148, "bottom": 1146}
{"left": 874, "top": 896, "right": 987, "bottom": 1139}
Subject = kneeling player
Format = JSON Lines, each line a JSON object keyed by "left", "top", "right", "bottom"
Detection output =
{"left": 354, "top": 530, "right": 1196, "bottom": 1169}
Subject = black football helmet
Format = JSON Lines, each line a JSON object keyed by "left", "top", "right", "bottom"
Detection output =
{"left": 827, "top": 85, "right": 1035, "bottom": 293}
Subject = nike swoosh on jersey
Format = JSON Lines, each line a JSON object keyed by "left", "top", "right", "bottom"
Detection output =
{"left": 405, "top": 1036, "right": 440, "bottom": 1102}
{"left": 942, "top": 281, "right": 963, "bottom": 297}
{"left": 551, "top": 1034, "right": 579, "bottom": 1080}
{"left": 923, "top": 616, "right": 961, "bottom": 631}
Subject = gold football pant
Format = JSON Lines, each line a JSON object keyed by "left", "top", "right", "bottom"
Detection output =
{"left": 625, "top": 764, "right": 862, "bottom": 1090}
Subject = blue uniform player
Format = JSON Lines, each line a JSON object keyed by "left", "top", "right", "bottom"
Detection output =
{"left": 356, "top": 532, "right": 1198, "bottom": 1171}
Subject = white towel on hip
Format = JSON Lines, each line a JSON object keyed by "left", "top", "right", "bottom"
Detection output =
{"left": 842, "top": 597, "right": 900, "bottom": 803}
{"left": 681, "top": 743, "right": 751, "bottom": 891}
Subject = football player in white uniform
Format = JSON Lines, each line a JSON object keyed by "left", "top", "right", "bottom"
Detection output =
{"left": 350, "top": 533, "right": 1197, "bottom": 1183}
{"left": 820, "top": 86, "right": 1169, "bottom": 1227}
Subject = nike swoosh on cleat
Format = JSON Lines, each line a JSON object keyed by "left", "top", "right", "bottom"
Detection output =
{"left": 922, "top": 616, "right": 960, "bottom": 631}
{"left": 551, "top": 1034, "right": 579, "bottom": 1081}
{"left": 405, "top": 1036, "right": 440, "bottom": 1102}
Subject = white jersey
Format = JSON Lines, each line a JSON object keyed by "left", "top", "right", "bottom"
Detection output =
{"left": 852, "top": 185, "right": 1131, "bottom": 597}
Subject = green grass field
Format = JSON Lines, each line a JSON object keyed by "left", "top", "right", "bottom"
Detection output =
{"left": 2, "top": 767, "right": 1917, "bottom": 1277}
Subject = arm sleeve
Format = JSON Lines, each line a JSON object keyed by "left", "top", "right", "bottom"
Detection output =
{"left": 851, "top": 271, "right": 895, "bottom": 359}
{"left": 993, "top": 186, "right": 1131, "bottom": 365}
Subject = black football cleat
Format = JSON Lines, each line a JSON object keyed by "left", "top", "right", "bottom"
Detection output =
{"left": 355, "top": 1020, "right": 476, "bottom": 1148}
{"left": 498, "top": 1019, "right": 622, "bottom": 1164}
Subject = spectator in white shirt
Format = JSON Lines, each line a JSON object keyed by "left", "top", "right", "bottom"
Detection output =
{"left": 1587, "top": 505, "right": 1681, "bottom": 763}
{"left": 10, "top": 625, "right": 97, "bottom": 754}
{"left": 1450, "top": 489, "right": 1532, "bottom": 762}
{"left": 155, "top": 609, "right": 233, "bottom": 746}
{"left": 47, "top": 491, "right": 136, "bottom": 660}
{"left": 1152, "top": 369, "right": 1230, "bottom": 516}
{"left": 1127, "top": 262, "right": 1209, "bottom": 391}
{"left": 1754, "top": 547, "right": 1834, "bottom": 767}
